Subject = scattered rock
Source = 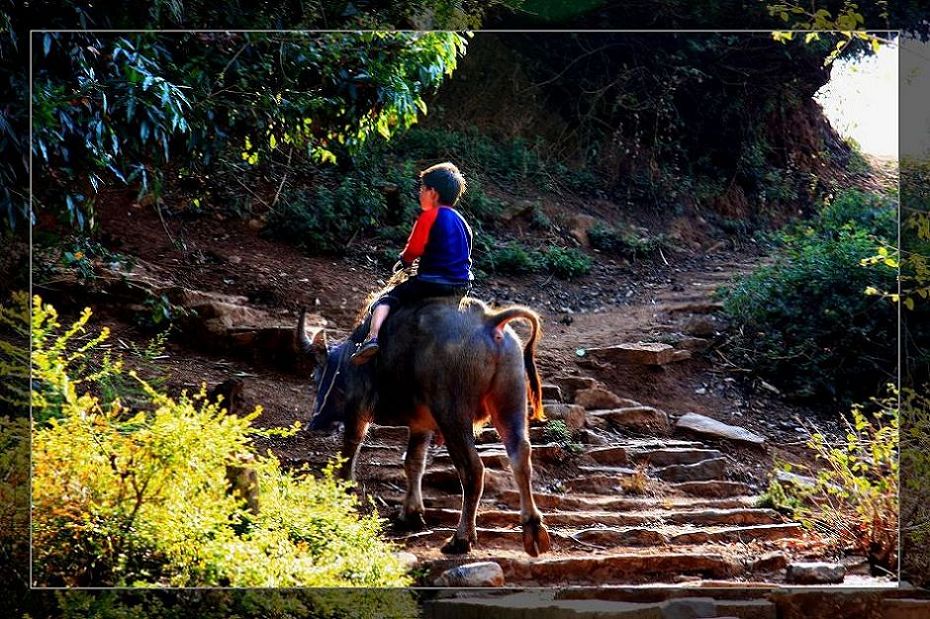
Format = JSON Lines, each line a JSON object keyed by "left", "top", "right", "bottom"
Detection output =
{"left": 785, "top": 562, "right": 846, "bottom": 585}
{"left": 434, "top": 561, "right": 505, "bottom": 587}
{"left": 542, "top": 403, "right": 586, "bottom": 430}
{"left": 675, "top": 413, "right": 766, "bottom": 447}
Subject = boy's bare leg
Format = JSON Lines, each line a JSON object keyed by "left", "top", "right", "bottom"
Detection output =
{"left": 351, "top": 303, "right": 389, "bottom": 365}
{"left": 368, "top": 303, "right": 390, "bottom": 340}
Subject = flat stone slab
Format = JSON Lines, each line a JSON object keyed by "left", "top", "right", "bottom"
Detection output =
{"left": 675, "top": 413, "right": 766, "bottom": 446}
{"left": 785, "top": 562, "right": 846, "bottom": 585}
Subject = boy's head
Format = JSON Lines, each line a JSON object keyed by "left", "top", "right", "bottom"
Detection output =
{"left": 419, "top": 162, "right": 466, "bottom": 207}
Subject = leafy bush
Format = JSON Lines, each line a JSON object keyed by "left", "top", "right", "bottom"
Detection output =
{"left": 18, "top": 294, "right": 410, "bottom": 587}
{"left": 479, "top": 241, "right": 590, "bottom": 279}
{"left": 542, "top": 246, "right": 591, "bottom": 278}
{"left": 765, "top": 388, "right": 898, "bottom": 575}
{"left": 481, "top": 242, "right": 543, "bottom": 275}
{"left": 719, "top": 190, "right": 897, "bottom": 405}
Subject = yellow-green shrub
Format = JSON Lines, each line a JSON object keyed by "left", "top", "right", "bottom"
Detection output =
{"left": 766, "top": 386, "right": 898, "bottom": 575}
{"left": 20, "top": 294, "right": 410, "bottom": 588}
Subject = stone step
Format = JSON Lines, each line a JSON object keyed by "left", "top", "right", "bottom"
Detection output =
{"left": 619, "top": 438, "right": 705, "bottom": 450}
{"left": 422, "top": 507, "right": 784, "bottom": 530}
{"left": 396, "top": 522, "right": 803, "bottom": 552}
{"left": 565, "top": 471, "right": 656, "bottom": 495}
{"left": 589, "top": 407, "right": 672, "bottom": 434}
{"left": 669, "top": 480, "right": 755, "bottom": 498}
{"left": 422, "top": 552, "right": 744, "bottom": 586}
{"left": 629, "top": 448, "right": 724, "bottom": 467}
{"left": 400, "top": 490, "right": 758, "bottom": 513}
{"left": 587, "top": 446, "right": 630, "bottom": 466}
{"left": 653, "top": 458, "right": 729, "bottom": 483}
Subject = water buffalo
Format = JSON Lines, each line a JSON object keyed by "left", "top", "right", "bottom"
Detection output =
{"left": 297, "top": 296, "right": 551, "bottom": 556}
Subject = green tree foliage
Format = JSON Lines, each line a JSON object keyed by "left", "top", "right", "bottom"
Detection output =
{"left": 31, "top": 31, "right": 467, "bottom": 230}
{"left": 720, "top": 190, "right": 897, "bottom": 406}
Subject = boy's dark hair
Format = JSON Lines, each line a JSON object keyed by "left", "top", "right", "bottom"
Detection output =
{"left": 420, "top": 162, "right": 466, "bottom": 206}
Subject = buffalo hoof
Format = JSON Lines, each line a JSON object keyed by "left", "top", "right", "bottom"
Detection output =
{"left": 522, "top": 517, "right": 551, "bottom": 557}
{"left": 440, "top": 535, "right": 473, "bottom": 555}
{"left": 393, "top": 511, "right": 427, "bottom": 533}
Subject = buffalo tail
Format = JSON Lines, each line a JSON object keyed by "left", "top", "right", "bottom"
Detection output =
{"left": 488, "top": 306, "right": 545, "bottom": 422}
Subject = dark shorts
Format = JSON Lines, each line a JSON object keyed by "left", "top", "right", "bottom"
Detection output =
{"left": 374, "top": 278, "right": 470, "bottom": 311}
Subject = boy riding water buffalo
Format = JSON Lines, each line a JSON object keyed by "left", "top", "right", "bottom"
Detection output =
{"left": 299, "top": 162, "right": 551, "bottom": 556}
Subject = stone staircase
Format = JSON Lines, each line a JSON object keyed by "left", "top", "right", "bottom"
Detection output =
{"left": 338, "top": 377, "right": 842, "bottom": 588}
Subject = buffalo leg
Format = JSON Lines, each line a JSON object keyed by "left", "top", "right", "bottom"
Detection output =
{"left": 438, "top": 415, "right": 484, "bottom": 554}
{"left": 338, "top": 418, "right": 370, "bottom": 482}
{"left": 495, "top": 404, "right": 551, "bottom": 557}
{"left": 397, "top": 430, "right": 432, "bottom": 531}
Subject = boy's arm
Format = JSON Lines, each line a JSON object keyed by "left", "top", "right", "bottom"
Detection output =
{"left": 399, "top": 208, "right": 440, "bottom": 265}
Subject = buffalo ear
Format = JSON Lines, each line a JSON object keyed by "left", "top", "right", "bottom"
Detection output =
{"left": 310, "top": 328, "right": 328, "bottom": 368}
